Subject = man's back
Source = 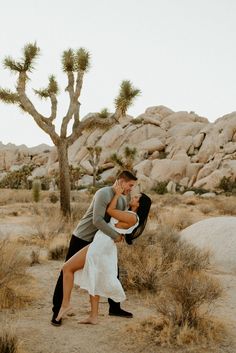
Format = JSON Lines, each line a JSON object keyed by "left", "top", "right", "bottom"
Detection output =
{"left": 73, "top": 186, "right": 127, "bottom": 242}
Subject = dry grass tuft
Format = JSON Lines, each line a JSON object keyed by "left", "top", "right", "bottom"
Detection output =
{"left": 48, "top": 237, "right": 69, "bottom": 260}
{"left": 183, "top": 197, "right": 198, "bottom": 206}
{"left": 0, "top": 240, "right": 36, "bottom": 309}
{"left": 30, "top": 206, "right": 72, "bottom": 246}
{"left": 159, "top": 208, "right": 195, "bottom": 230}
{"left": 30, "top": 249, "right": 40, "bottom": 266}
{"left": 0, "top": 330, "right": 21, "bottom": 353}
{"left": 214, "top": 198, "right": 236, "bottom": 216}
{"left": 155, "top": 269, "right": 223, "bottom": 326}
{"left": 127, "top": 315, "right": 225, "bottom": 348}
{"left": 198, "top": 204, "right": 213, "bottom": 214}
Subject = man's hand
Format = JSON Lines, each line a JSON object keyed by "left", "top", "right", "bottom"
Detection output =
{"left": 114, "top": 234, "right": 124, "bottom": 243}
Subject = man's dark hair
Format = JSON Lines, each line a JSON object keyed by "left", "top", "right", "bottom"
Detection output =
{"left": 117, "top": 170, "right": 137, "bottom": 181}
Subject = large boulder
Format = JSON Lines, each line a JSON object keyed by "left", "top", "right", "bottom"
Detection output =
{"left": 181, "top": 217, "right": 236, "bottom": 273}
{"left": 150, "top": 159, "right": 188, "bottom": 183}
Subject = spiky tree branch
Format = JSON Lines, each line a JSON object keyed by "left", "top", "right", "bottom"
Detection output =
{"left": 60, "top": 48, "right": 90, "bottom": 138}
{"left": 114, "top": 80, "right": 141, "bottom": 119}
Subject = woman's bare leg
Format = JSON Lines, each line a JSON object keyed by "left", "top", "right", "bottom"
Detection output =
{"left": 56, "top": 245, "right": 89, "bottom": 321}
{"left": 79, "top": 295, "right": 100, "bottom": 324}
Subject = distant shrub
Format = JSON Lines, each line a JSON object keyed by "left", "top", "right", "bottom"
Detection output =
{"left": 218, "top": 176, "right": 236, "bottom": 194}
{"left": 186, "top": 187, "right": 208, "bottom": 195}
{"left": 158, "top": 151, "right": 168, "bottom": 159}
{"left": 30, "top": 249, "right": 40, "bottom": 266}
{"left": 49, "top": 193, "right": 59, "bottom": 203}
{"left": 131, "top": 118, "right": 143, "bottom": 124}
{"left": 153, "top": 181, "right": 168, "bottom": 194}
{"left": 39, "top": 176, "right": 52, "bottom": 190}
{"left": 0, "top": 164, "right": 35, "bottom": 189}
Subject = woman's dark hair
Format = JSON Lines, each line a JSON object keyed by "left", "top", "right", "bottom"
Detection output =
{"left": 126, "top": 193, "right": 152, "bottom": 245}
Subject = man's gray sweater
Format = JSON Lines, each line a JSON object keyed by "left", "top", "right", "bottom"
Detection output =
{"left": 73, "top": 186, "right": 127, "bottom": 242}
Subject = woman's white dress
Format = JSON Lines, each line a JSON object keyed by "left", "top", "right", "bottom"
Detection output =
{"left": 74, "top": 212, "right": 139, "bottom": 302}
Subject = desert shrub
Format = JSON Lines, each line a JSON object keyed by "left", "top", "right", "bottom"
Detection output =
{"left": 0, "top": 240, "right": 35, "bottom": 308}
{"left": 119, "top": 242, "right": 161, "bottom": 291}
{"left": 155, "top": 269, "right": 222, "bottom": 327}
{"left": 131, "top": 117, "right": 143, "bottom": 124}
{"left": 119, "top": 226, "right": 210, "bottom": 291}
{"left": 153, "top": 181, "right": 168, "bottom": 195}
{"left": 32, "top": 208, "right": 70, "bottom": 245}
{"left": 0, "top": 165, "right": 35, "bottom": 189}
{"left": 186, "top": 187, "right": 208, "bottom": 195}
{"left": 49, "top": 192, "right": 59, "bottom": 203}
{"left": 30, "top": 249, "right": 40, "bottom": 266}
{"left": 159, "top": 209, "right": 194, "bottom": 231}
{"left": 0, "top": 330, "right": 21, "bottom": 353}
{"left": 158, "top": 151, "right": 168, "bottom": 159}
{"left": 198, "top": 204, "right": 213, "bottom": 214}
{"left": 32, "top": 179, "right": 41, "bottom": 202}
{"left": 218, "top": 176, "right": 236, "bottom": 194}
{"left": 122, "top": 226, "right": 224, "bottom": 347}
{"left": 48, "top": 238, "right": 68, "bottom": 260}
{"left": 215, "top": 198, "right": 236, "bottom": 216}
{"left": 127, "top": 314, "right": 225, "bottom": 347}
{"left": 39, "top": 176, "right": 52, "bottom": 190}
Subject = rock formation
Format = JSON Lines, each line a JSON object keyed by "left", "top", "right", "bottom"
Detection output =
{"left": 0, "top": 106, "right": 235, "bottom": 191}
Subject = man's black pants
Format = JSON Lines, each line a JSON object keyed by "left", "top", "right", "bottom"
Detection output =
{"left": 52, "top": 234, "right": 121, "bottom": 315}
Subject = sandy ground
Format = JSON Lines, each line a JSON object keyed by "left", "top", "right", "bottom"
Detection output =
{"left": 1, "top": 195, "right": 236, "bottom": 353}
{"left": 1, "top": 250, "right": 235, "bottom": 353}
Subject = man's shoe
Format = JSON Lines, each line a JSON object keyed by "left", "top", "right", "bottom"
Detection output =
{"left": 109, "top": 308, "right": 133, "bottom": 318}
{"left": 51, "top": 313, "right": 62, "bottom": 326}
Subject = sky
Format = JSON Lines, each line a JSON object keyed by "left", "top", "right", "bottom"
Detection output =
{"left": 0, "top": 0, "right": 236, "bottom": 147}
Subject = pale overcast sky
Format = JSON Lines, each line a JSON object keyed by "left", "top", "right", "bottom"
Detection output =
{"left": 0, "top": 0, "right": 235, "bottom": 147}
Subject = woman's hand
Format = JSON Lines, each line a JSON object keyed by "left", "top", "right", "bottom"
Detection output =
{"left": 113, "top": 180, "right": 124, "bottom": 196}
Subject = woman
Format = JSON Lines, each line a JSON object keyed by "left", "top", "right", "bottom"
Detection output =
{"left": 56, "top": 182, "right": 151, "bottom": 324}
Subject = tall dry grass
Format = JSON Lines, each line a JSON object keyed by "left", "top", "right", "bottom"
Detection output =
{"left": 0, "top": 319, "right": 26, "bottom": 353}
{"left": 0, "top": 240, "right": 35, "bottom": 309}
{"left": 120, "top": 225, "right": 224, "bottom": 347}
{"left": 119, "top": 225, "right": 210, "bottom": 291}
{"left": 0, "top": 330, "right": 21, "bottom": 353}
{"left": 0, "top": 189, "right": 49, "bottom": 205}
{"left": 214, "top": 198, "right": 236, "bottom": 216}
{"left": 158, "top": 208, "right": 195, "bottom": 231}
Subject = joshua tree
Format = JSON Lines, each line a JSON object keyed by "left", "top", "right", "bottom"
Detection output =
{"left": 87, "top": 146, "right": 102, "bottom": 187}
{"left": 0, "top": 43, "right": 140, "bottom": 216}
{"left": 111, "top": 146, "right": 137, "bottom": 172}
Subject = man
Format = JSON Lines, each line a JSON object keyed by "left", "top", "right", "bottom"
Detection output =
{"left": 51, "top": 170, "right": 137, "bottom": 326}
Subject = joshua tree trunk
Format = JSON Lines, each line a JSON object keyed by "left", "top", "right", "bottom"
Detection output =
{"left": 57, "top": 141, "right": 70, "bottom": 216}
{"left": 93, "top": 169, "right": 97, "bottom": 187}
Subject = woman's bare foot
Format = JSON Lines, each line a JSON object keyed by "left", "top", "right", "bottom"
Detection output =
{"left": 78, "top": 316, "right": 98, "bottom": 325}
{"left": 56, "top": 305, "right": 72, "bottom": 322}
